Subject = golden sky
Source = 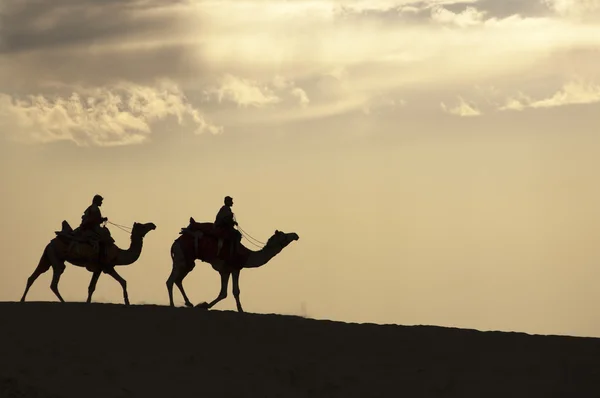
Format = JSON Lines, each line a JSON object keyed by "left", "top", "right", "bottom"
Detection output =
{"left": 2, "top": 0, "right": 600, "bottom": 337}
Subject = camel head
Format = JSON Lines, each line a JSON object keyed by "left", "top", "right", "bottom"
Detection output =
{"left": 264, "top": 230, "right": 299, "bottom": 252}
{"left": 131, "top": 222, "right": 157, "bottom": 239}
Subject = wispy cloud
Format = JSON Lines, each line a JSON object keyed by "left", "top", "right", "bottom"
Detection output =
{"left": 500, "top": 79, "right": 600, "bottom": 111}
{"left": 202, "top": 74, "right": 310, "bottom": 109}
{"left": 430, "top": 5, "right": 486, "bottom": 26}
{"left": 542, "top": 0, "right": 600, "bottom": 21}
{"left": 206, "top": 74, "right": 281, "bottom": 108}
{"left": 441, "top": 97, "right": 481, "bottom": 116}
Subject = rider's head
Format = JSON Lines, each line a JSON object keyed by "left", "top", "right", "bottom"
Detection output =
{"left": 224, "top": 196, "right": 233, "bottom": 207}
{"left": 93, "top": 194, "right": 104, "bottom": 206}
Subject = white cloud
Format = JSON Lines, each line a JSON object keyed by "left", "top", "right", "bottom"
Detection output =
{"left": 441, "top": 96, "right": 482, "bottom": 116}
{"left": 203, "top": 74, "right": 311, "bottom": 109}
{"left": 206, "top": 74, "right": 281, "bottom": 108}
{"left": 197, "top": 1, "right": 600, "bottom": 99}
{"left": 0, "top": 80, "right": 222, "bottom": 147}
{"left": 543, "top": 0, "right": 600, "bottom": 20}
{"left": 499, "top": 94, "right": 529, "bottom": 111}
{"left": 430, "top": 5, "right": 486, "bottom": 27}
{"left": 500, "top": 79, "right": 600, "bottom": 110}
{"left": 290, "top": 87, "right": 310, "bottom": 107}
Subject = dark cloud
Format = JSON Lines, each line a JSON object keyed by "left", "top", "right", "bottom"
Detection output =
{"left": 0, "top": 43, "right": 210, "bottom": 88}
{"left": 0, "top": 0, "right": 211, "bottom": 89}
{"left": 446, "top": 0, "right": 553, "bottom": 19}
{"left": 333, "top": 3, "right": 432, "bottom": 25}
{"left": 0, "top": 0, "right": 192, "bottom": 54}
{"left": 334, "top": 0, "right": 553, "bottom": 24}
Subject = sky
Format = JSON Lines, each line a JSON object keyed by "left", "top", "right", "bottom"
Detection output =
{"left": 2, "top": 0, "right": 600, "bottom": 338}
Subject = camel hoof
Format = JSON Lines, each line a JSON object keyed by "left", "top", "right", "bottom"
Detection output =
{"left": 184, "top": 302, "right": 194, "bottom": 308}
{"left": 195, "top": 302, "right": 210, "bottom": 310}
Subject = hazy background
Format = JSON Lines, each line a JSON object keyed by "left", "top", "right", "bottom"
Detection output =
{"left": 2, "top": 0, "right": 600, "bottom": 338}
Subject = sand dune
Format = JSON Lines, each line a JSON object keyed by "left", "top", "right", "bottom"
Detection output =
{"left": 1, "top": 302, "right": 600, "bottom": 398}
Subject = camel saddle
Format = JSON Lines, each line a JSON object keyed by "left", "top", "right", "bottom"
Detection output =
{"left": 55, "top": 220, "right": 115, "bottom": 244}
{"left": 180, "top": 217, "right": 240, "bottom": 260}
{"left": 54, "top": 220, "right": 115, "bottom": 268}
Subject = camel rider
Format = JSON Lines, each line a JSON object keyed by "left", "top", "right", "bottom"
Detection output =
{"left": 214, "top": 196, "right": 242, "bottom": 256}
{"left": 80, "top": 194, "right": 109, "bottom": 268}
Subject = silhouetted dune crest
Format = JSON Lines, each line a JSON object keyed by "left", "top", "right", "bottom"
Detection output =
{"left": 1, "top": 301, "right": 599, "bottom": 398}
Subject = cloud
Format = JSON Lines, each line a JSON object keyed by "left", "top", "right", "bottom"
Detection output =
{"left": 0, "top": 81, "right": 221, "bottom": 147}
{"left": 200, "top": 74, "right": 311, "bottom": 112}
{"left": 542, "top": 0, "right": 600, "bottom": 21}
{"left": 446, "top": 0, "right": 554, "bottom": 19}
{"left": 0, "top": 0, "right": 205, "bottom": 88}
{"left": 2, "top": 0, "right": 600, "bottom": 138}
{"left": 205, "top": 74, "right": 281, "bottom": 108}
{"left": 332, "top": 0, "right": 479, "bottom": 23}
{"left": 430, "top": 5, "right": 486, "bottom": 26}
{"left": 0, "top": 0, "right": 194, "bottom": 55}
{"left": 197, "top": 2, "right": 600, "bottom": 93}
{"left": 441, "top": 96, "right": 482, "bottom": 116}
{"left": 500, "top": 79, "right": 600, "bottom": 111}
{"left": 333, "top": 0, "right": 553, "bottom": 25}
{"left": 362, "top": 95, "right": 404, "bottom": 115}
{"left": 291, "top": 87, "right": 310, "bottom": 108}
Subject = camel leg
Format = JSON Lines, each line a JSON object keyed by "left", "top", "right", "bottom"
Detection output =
{"left": 167, "top": 260, "right": 194, "bottom": 308}
{"left": 105, "top": 268, "right": 130, "bottom": 306}
{"left": 231, "top": 269, "right": 244, "bottom": 313}
{"left": 197, "top": 271, "right": 230, "bottom": 310}
{"left": 46, "top": 247, "right": 67, "bottom": 303}
{"left": 175, "top": 269, "right": 194, "bottom": 308}
{"left": 21, "top": 248, "right": 53, "bottom": 302}
{"left": 49, "top": 264, "right": 66, "bottom": 303}
{"left": 167, "top": 241, "right": 194, "bottom": 308}
{"left": 20, "top": 270, "right": 43, "bottom": 302}
{"left": 86, "top": 271, "right": 102, "bottom": 303}
{"left": 166, "top": 267, "right": 177, "bottom": 307}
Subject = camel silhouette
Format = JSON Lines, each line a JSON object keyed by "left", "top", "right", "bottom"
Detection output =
{"left": 167, "top": 217, "right": 299, "bottom": 312}
{"left": 20, "top": 221, "right": 156, "bottom": 305}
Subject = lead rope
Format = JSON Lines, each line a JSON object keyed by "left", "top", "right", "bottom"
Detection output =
{"left": 233, "top": 215, "right": 266, "bottom": 248}
{"left": 107, "top": 220, "right": 132, "bottom": 234}
{"left": 239, "top": 227, "right": 265, "bottom": 248}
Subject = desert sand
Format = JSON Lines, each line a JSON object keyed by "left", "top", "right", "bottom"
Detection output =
{"left": 1, "top": 302, "right": 600, "bottom": 398}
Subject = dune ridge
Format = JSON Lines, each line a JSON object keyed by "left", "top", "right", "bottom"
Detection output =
{"left": 1, "top": 301, "right": 600, "bottom": 397}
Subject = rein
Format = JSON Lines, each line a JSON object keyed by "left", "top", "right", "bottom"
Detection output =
{"left": 107, "top": 221, "right": 132, "bottom": 234}
{"left": 238, "top": 226, "right": 266, "bottom": 248}
{"left": 233, "top": 215, "right": 265, "bottom": 248}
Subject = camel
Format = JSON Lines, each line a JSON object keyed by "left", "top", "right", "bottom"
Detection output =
{"left": 166, "top": 217, "right": 299, "bottom": 312}
{"left": 20, "top": 220, "right": 157, "bottom": 305}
